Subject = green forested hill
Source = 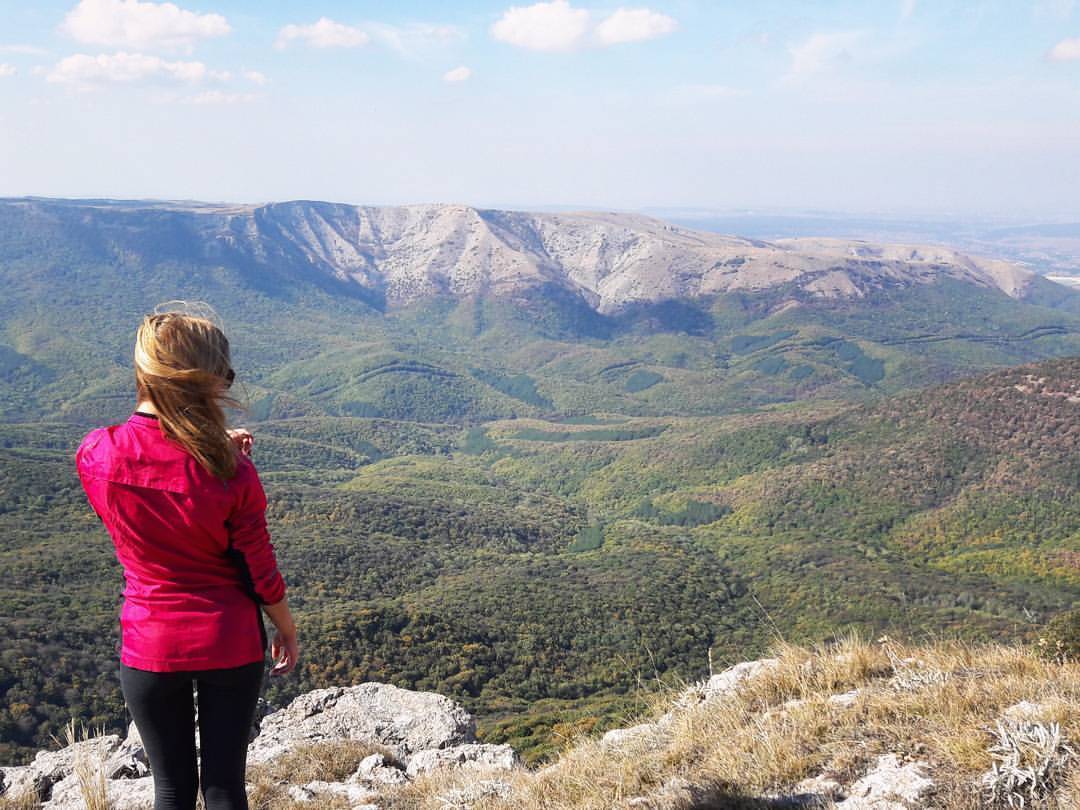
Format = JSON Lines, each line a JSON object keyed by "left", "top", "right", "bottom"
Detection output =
{"left": 0, "top": 199, "right": 1077, "bottom": 764}
{"left": 0, "top": 359, "right": 1076, "bottom": 763}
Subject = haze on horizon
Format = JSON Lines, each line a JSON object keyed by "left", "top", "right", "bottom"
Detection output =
{"left": 1, "top": 0, "right": 1079, "bottom": 219}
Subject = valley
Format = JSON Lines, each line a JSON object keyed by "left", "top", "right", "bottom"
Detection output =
{"left": 0, "top": 199, "right": 1076, "bottom": 765}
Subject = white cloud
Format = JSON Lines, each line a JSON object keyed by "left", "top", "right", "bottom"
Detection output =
{"left": 185, "top": 89, "right": 257, "bottom": 104}
{"left": 491, "top": 2, "right": 676, "bottom": 51}
{"left": 275, "top": 18, "right": 370, "bottom": 49}
{"left": 0, "top": 63, "right": 16, "bottom": 78}
{"left": 367, "top": 22, "right": 464, "bottom": 56}
{"left": 46, "top": 51, "right": 228, "bottom": 85}
{"left": 595, "top": 8, "right": 677, "bottom": 45}
{"left": 61, "top": 0, "right": 229, "bottom": 52}
{"left": 443, "top": 65, "right": 472, "bottom": 82}
{"left": 1049, "top": 37, "right": 1080, "bottom": 60}
{"left": 1035, "top": 0, "right": 1075, "bottom": 20}
{"left": 491, "top": 0, "right": 591, "bottom": 51}
{"left": 0, "top": 44, "right": 50, "bottom": 55}
{"left": 242, "top": 69, "right": 266, "bottom": 85}
{"left": 784, "top": 31, "right": 864, "bottom": 83}
{"left": 674, "top": 83, "right": 748, "bottom": 101}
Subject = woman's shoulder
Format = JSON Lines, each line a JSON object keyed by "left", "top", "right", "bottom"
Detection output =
{"left": 75, "top": 424, "right": 115, "bottom": 470}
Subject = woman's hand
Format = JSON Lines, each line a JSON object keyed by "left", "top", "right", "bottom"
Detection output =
{"left": 227, "top": 428, "right": 253, "bottom": 457}
{"left": 270, "top": 627, "right": 299, "bottom": 677}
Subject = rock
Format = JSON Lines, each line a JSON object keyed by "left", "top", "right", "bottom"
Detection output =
{"left": 0, "top": 766, "right": 16, "bottom": 794}
{"left": 834, "top": 754, "right": 933, "bottom": 809}
{"left": 2, "top": 735, "right": 121, "bottom": 802}
{"left": 247, "top": 682, "right": 476, "bottom": 765}
{"left": 286, "top": 779, "right": 378, "bottom": 806}
{"left": 105, "top": 722, "right": 149, "bottom": 779}
{"left": 45, "top": 773, "right": 155, "bottom": 809}
{"left": 436, "top": 778, "right": 513, "bottom": 809}
{"left": 626, "top": 776, "right": 694, "bottom": 809}
{"left": 348, "top": 753, "right": 408, "bottom": 786}
{"left": 1002, "top": 700, "right": 1049, "bottom": 722}
{"left": 251, "top": 696, "right": 276, "bottom": 740}
{"left": 828, "top": 689, "right": 862, "bottom": 709}
{"left": 705, "top": 658, "right": 782, "bottom": 698}
{"left": 787, "top": 774, "right": 844, "bottom": 807}
{"left": 287, "top": 784, "right": 316, "bottom": 802}
{"left": 405, "top": 744, "right": 520, "bottom": 777}
{"left": 601, "top": 722, "right": 667, "bottom": 750}
{"left": 0, "top": 766, "right": 38, "bottom": 803}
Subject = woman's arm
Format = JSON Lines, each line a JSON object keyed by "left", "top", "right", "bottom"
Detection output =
{"left": 262, "top": 596, "right": 299, "bottom": 676}
{"left": 228, "top": 453, "right": 296, "bottom": 674}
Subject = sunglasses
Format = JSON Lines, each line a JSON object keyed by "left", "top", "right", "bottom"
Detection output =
{"left": 225, "top": 368, "right": 236, "bottom": 388}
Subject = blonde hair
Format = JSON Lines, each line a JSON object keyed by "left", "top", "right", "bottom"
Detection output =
{"left": 134, "top": 306, "right": 239, "bottom": 479}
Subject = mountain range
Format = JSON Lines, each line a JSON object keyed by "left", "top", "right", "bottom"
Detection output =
{"left": 1, "top": 197, "right": 1068, "bottom": 313}
{"left": 1, "top": 197, "right": 1078, "bottom": 425}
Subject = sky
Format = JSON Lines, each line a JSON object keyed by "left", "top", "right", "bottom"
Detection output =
{"left": 1, "top": 0, "right": 1079, "bottom": 217}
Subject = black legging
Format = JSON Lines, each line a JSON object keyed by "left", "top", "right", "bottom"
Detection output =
{"left": 119, "top": 660, "right": 265, "bottom": 810}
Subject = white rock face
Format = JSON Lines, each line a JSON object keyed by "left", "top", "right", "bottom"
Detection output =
{"left": 246, "top": 682, "right": 476, "bottom": 764}
{"left": 136, "top": 200, "right": 1039, "bottom": 313}
{"left": 405, "top": 744, "right": 521, "bottom": 777}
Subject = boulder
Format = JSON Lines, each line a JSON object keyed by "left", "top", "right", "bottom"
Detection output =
{"left": 405, "top": 744, "right": 520, "bottom": 777}
{"left": 349, "top": 752, "right": 408, "bottom": 786}
{"left": 247, "top": 682, "right": 476, "bottom": 765}
{"left": 705, "top": 658, "right": 782, "bottom": 697}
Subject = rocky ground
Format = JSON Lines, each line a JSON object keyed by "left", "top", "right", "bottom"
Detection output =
{"left": 1, "top": 638, "right": 1076, "bottom": 809}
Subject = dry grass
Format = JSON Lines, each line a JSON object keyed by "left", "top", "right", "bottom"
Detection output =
{"left": 61, "top": 719, "right": 112, "bottom": 810}
{"left": 0, "top": 791, "right": 42, "bottom": 810}
{"left": 245, "top": 740, "right": 397, "bottom": 810}
{"left": 375, "top": 635, "right": 1079, "bottom": 810}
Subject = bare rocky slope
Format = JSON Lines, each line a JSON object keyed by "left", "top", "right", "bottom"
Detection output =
{"left": 1, "top": 198, "right": 1050, "bottom": 314}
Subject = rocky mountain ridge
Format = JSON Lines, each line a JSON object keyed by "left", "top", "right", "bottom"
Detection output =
{"left": 1, "top": 198, "right": 1048, "bottom": 314}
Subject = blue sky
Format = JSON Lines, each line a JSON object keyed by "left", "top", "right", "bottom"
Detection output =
{"left": 1, "top": 0, "right": 1078, "bottom": 216}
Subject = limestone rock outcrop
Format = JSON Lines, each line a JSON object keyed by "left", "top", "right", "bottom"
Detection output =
{"left": 246, "top": 682, "right": 476, "bottom": 765}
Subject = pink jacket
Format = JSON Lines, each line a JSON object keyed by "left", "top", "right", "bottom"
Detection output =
{"left": 76, "top": 412, "right": 286, "bottom": 672}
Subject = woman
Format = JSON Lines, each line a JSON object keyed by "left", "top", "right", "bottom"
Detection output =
{"left": 76, "top": 308, "right": 298, "bottom": 810}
